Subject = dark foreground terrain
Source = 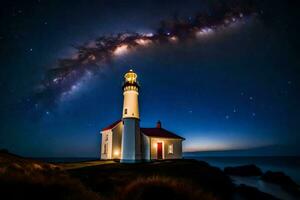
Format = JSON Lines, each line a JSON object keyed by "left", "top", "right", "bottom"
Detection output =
{"left": 68, "top": 159, "right": 233, "bottom": 200}
{"left": 0, "top": 150, "right": 291, "bottom": 200}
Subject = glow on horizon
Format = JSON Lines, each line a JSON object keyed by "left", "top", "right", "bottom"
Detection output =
{"left": 182, "top": 132, "right": 275, "bottom": 152}
{"left": 183, "top": 142, "right": 275, "bottom": 152}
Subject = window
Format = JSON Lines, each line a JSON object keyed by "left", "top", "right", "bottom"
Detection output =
{"left": 168, "top": 144, "right": 174, "bottom": 154}
{"left": 104, "top": 144, "right": 107, "bottom": 154}
{"left": 124, "top": 108, "right": 127, "bottom": 115}
{"left": 105, "top": 134, "right": 109, "bottom": 141}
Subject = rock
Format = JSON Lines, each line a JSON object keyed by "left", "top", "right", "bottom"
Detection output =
{"left": 224, "top": 164, "right": 263, "bottom": 176}
{"left": 0, "top": 149, "right": 9, "bottom": 154}
{"left": 261, "top": 171, "right": 298, "bottom": 187}
{"left": 261, "top": 171, "right": 300, "bottom": 196}
{"left": 235, "top": 184, "right": 279, "bottom": 200}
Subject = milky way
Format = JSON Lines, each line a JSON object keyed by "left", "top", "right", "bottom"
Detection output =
{"left": 33, "top": 2, "right": 258, "bottom": 111}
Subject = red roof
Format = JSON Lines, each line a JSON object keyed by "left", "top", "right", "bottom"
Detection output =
{"left": 101, "top": 119, "right": 122, "bottom": 131}
{"left": 102, "top": 120, "right": 185, "bottom": 140}
{"left": 141, "top": 128, "right": 185, "bottom": 140}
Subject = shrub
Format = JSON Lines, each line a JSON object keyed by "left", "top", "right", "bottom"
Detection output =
{"left": 116, "top": 176, "right": 215, "bottom": 200}
{"left": 0, "top": 162, "right": 101, "bottom": 200}
{"left": 224, "top": 165, "right": 262, "bottom": 176}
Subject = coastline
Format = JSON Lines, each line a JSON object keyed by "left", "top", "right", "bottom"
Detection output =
{"left": 31, "top": 155, "right": 300, "bottom": 185}
{"left": 2, "top": 152, "right": 300, "bottom": 200}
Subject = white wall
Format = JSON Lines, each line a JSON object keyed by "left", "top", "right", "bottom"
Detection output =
{"left": 122, "top": 90, "right": 139, "bottom": 119}
{"left": 101, "top": 122, "right": 183, "bottom": 161}
{"left": 121, "top": 119, "right": 142, "bottom": 162}
{"left": 100, "top": 130, "right": 112, "bottom": 159}
{"left": 100, "top": 121, "right": 123, "bottom": 159}
{"left": 141, "top": 133, "right": 150, "bottom": 160}
{"left": 149, "top": 137, "right": 183, "bottom": 160}
{"left": 111, "top": 122, "right": 123, "bottom": 159}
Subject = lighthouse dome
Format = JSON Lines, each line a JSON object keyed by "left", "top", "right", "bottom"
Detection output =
{"left": 124, "top": 69, "right": 137, "bottom": 83}
{"left": 123, "top": 69, "right": 140, "bottom": 90}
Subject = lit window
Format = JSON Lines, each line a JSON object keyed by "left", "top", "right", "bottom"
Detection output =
{"left": 104, "top": 144, "right": 107, "bottom": 154}
{"left": 168, "top": 144, "right": 174, "bottom": 154}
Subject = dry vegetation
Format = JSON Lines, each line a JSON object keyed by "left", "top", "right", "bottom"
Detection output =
{"left": 2, "top": 150, "right": 277, "bottom": 200}
{"left": 117, "top": 176, "right": 215, "bottom": 200}
{"left": 0, "top": 151, "right": 231, "bottom": 200}
{"left": 0, "top": 151, "right": 101, "bottom": 200}
{"left": 68, "top": 159, "right": 234, "bottom": 200}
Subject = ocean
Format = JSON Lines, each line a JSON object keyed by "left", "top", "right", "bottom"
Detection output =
{"left": 184, "top": 156, "right": 300, "bottom": 185}
{"left": 185, "top": 156, "right": 300, "bottom": 200}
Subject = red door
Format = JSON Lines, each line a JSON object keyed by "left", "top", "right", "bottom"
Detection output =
{"left": 157, "top": 142, "right": 163, "bottom": 159}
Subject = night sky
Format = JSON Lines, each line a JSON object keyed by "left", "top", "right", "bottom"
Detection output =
{"left": 1, "top": 0, "right": 299, "bottom": 157}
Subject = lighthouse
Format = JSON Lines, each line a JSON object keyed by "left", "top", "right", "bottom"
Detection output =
{"left": 121, "top": 69, "right": 142, "bottom": 163}
{"left": 100, "top": 69, "right": 185, "bottom": 162}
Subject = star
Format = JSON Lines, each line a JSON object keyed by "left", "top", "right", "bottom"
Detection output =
{"left": 252, "top": 112, "right": 256, "bottom": 117}
{"left": 249, "top": 96, "right": 253, "bottom": 101}
{"left": 225, "top": 115, "right": 230, "bottom": 119}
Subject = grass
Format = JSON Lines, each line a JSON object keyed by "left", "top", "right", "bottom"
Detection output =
{"left": 1, "top": 155, "right": 223, "bottom": 200}
{"left": 3, "top": 151, "right": 275, "bottom": 200}
{"left": 68, "top": 159, "right": 234, "bottom": 199}
{"left": 0, "top": 151, "right": 282, "bottom": 200}
{"left": 117, "top": 176, "right": 215, "bottom": 200}
{"left": 0, "top": 151, "right": 101, "bottom": 200}
{"left": 58, "top": 160, "right": 114, "bottom": 170}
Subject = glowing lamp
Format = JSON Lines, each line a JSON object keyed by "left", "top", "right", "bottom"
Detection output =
{"left": 114, "top": 150, "right": 119, "bottom": 156}
{"left": 124, "top": 69, "right": 137, "bottom": 83}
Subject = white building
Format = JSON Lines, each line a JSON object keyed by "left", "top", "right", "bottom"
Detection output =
{"left": 100, "top": 70, "right": 185, "bottom": 163}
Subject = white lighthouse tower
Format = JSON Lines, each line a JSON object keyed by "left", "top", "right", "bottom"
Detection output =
{"left": 121, "top": 69, "right": 142, "bottom": 163}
